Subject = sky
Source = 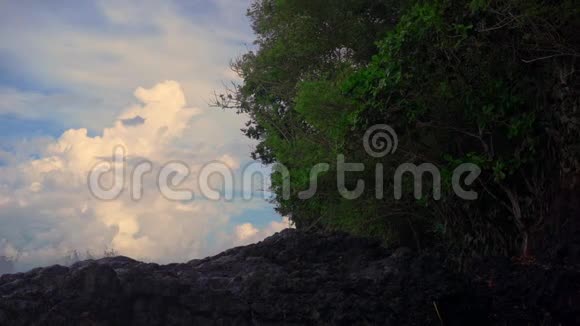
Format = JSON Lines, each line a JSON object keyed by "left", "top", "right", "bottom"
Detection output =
{"left": 0, "top": 0, "right": 289, "bottom": 271}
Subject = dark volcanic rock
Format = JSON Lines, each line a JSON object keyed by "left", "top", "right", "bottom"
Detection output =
{"left": 0, "top": 229, "right": 578, "bottom": 325}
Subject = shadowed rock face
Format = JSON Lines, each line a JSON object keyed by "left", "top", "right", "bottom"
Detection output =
{"left": 0, "top": 229, "right": 578, "bottom": 325}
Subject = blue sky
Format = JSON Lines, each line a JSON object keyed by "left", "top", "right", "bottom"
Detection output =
{"left": 0, "top": 0, "right": 287, "bottom": 271}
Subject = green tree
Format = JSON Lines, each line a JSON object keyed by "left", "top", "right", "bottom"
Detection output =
{"left": 217, "top": 0, "right": 580, "bottom": 259}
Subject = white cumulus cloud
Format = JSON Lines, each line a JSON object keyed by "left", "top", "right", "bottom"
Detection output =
{"left": 0, "top": 81, "right": 286, "bottom": 271}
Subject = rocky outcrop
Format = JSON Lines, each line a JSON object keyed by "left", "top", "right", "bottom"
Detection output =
{"left": 0, "top": 229, "right": 578, "bottom": 325}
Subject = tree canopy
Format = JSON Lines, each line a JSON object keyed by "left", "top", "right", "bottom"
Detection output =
{"left": 216, "top": 0, "right": 580, "bottom": 261}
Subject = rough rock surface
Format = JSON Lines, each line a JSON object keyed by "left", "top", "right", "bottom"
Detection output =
{"left": 0, "top": 229, "right": 578, "bottom": 325}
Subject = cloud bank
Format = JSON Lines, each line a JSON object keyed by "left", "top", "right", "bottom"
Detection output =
{"left": 0, "top": 1, "right": 292, "bottom": 272}
{"left": 0, "top": 81, "right": 290, "bottom": 272}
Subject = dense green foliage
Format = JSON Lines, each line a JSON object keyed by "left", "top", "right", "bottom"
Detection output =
{"left": 217, "top": 0, "right": 580, "bottom": 259}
